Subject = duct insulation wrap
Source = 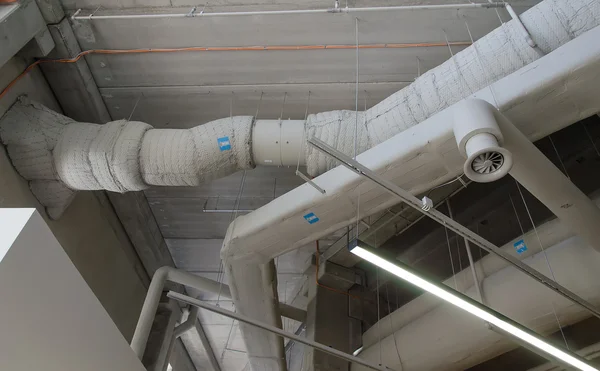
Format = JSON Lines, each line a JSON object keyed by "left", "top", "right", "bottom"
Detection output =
{"left": 139, "top": 116, "right": 255, "bottom": 186}
{"left": 0, "top": 97, "right": 255, "bottom": 192}
{"left": 54, "top": 120, "right": 152, "bottom": 192}
{"left": 304, "top": 0, "right": 600, "bottom": 176}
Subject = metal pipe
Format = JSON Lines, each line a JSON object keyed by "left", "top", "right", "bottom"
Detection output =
{"left": 307, "top": 136, "right": 600, "bottom": 320}
{"left": 195, "top": 320, "right": 223, "bottom": 371}
{"left": 166, "top": 291, "right": 391, "bottom": 371}
{"left": 173, "top": 306, "right": 200, "bottom": 338}
{"left": 284, "top": 323, "right": 307, "bottom": 353}
{"left": 131, "top": 267, "right": 170, "bottom": 358}
{"left": 154, "top": 300, "right": 181, "bottom": 371}
{"left": 130, "top": 266, "right": 307, "bottom": 360}
{"left": 505, "top": 4, "right": 537, "bottom": 48}
{"left": 72, "top": 3, "right": 504, "bottom": 20}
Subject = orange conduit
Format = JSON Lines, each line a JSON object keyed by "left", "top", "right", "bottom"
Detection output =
{"left": 0, "top": 41, "right": 471, "bottom": 101}
{"left": 315, "top": 240, "right": 361, "bottom": 299}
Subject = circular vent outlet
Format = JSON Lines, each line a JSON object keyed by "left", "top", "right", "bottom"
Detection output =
{"left": 464, "top": 146, "right": 513, "bottom": 183}
{"left": 471, "top": 151, "right": 504, "bottom": 174}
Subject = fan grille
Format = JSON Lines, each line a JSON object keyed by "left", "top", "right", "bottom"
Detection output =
{"left": 471, "top": 151, "right": 504, "bottom": 174}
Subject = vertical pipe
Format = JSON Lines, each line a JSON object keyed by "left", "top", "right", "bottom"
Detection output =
{"left": 174, "top": 306, "right": 200, "bottom": 338}
{"left": 131, "top": 267, "right": 169, "bottom": 358}
{"left": 154, "top": 300, "right": 181, "bottom": 371}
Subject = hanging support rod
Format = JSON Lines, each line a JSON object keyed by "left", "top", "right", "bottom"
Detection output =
{"left": 307, "top": 136, "right": 600, "bottom": 320}
{"left": 72, "top": 3, "right": 505, "bottom": 20}
{"left": 166, "top": 291, "right": 393, "bottom": 371}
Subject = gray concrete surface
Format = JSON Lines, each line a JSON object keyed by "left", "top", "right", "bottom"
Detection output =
{"left": 0, "top": 55, "right": 148, "bottom": 341}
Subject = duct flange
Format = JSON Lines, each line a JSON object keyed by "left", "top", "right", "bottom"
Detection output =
{"left": 453, "top": 99, "right": 513, "bottom": 183}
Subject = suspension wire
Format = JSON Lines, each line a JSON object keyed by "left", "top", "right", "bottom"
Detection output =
{"left": 582, "top": 122, "right": 600, "bottom": 157}
{"left": 446, "top": 199, "right": 465, "bottom": 289}
{"left": 279, "top": 92, "right": 288, "bottom": 119}
{"left": 216, "top": 92, "right": 249, "bottom": 306}
{"left": 299, "top": 343, "right": 305, "bottom": 371}
{"left": 376, "top": 267, "right": 382, "bottom": 366}
{"left": 128, "top": 94, "right": 142, "bottom": 121}
{"left": 494, "top": 4, "right": 505, "bottom": 25}
{"left": 465, "top": 20, "right": 500, "bottom": 109}
{"left": 514, "top": 180, "right": 570, "bottom": 349}
{"left": 354, "top": 17, "right": 359, "bottom": 160}
{"left": 296, "top": 91, "right": 311, "bottom": 173}
{"left": 384, "top": 284, "right": 404, "bottom": 368}
{"left": 508, "top": 194, "right": 527, "bottom": 238}
{"left": 355, "top": 17, "right": 361, "bottom": 240}
{"left": 254, "top": 91, "right": 264, "bottom": 118}
{"left": 444, "top": 29, "right": 473, "bottom": 95}
{"left": 548, "top": 136, "right": 570, "bottom": 178}
{"left": 444, "top": 219, "right": 459, "bottom": 290}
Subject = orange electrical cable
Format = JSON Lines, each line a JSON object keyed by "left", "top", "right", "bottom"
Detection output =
{"left": 315, "top": 240, "right": 361, "bottom": 299}
{"left": 0, "top": 41, "right": 471, "bottom": 101}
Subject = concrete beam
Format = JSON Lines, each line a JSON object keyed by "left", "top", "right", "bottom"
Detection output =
{"left": 35, "top": 0, "right": 64, "bottom": 23}
{"left": 42, "top": 18, "right": 111, "bottom": 123}
{"left": 317, "top": 259, "right": 360, "bottom": 291}
{"left": 0, "top": 0, "right": 54, "bottom": 68}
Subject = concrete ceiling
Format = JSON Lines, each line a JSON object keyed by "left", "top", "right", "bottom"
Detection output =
{"left": 55, "top": 0, "right": 547, "bottom": 369}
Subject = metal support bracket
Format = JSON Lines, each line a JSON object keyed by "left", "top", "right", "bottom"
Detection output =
{"left": 296, "top": 170, "right": 326, "bottom": 194}
{"left": 505, "top": 4, "right": 537, "bottom": 48}
{"left": 167, "top": 291, "right": 393, "bottom": 371}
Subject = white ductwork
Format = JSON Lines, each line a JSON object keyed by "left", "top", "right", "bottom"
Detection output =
{"left": 354, "top": 234, "right": 600, "bottom": 371}
{"left": 362, "top": 195, "right": 600, "bottom": 350}
{"left": 1, "top": 1, "right": 599, "bottom": 370}
{"left": 3, "top": 0, "right": 598, "bottom": 215}
{"left": 453, "top": 100, "right": 513, "bottom": 183}
{"left": 221, "top": 23, "right": 600, "bottom": 371}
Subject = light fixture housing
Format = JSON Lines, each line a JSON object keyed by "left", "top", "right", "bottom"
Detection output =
{"left": 348, "top": 239, "right": 597, "bottom": 371}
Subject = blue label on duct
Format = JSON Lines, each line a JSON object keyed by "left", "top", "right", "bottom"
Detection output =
{"left": 514, "top": 239, "right": 527, "bottom": 254}
{"left": 217, "top": 136, "right": 232, "bottom": 151}
{"left": 303, "top": 212, "right": 320, "bottom": 225}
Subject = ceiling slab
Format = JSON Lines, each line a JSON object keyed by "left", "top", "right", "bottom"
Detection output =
{"left": 71, "top": 6, "right": 526, "bottom": 49}
{"left": 101, "top": 83, "right": 404, "bottom": 127}
{"left": 87, "top": 47, "right": 466, "bottom": 88}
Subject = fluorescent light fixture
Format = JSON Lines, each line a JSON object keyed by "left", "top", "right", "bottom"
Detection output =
{"left": 348, "top": 240, "right": 597, "bottom": 371}
{"left": 352, "top": 346, "right": 364, "bottom": 356}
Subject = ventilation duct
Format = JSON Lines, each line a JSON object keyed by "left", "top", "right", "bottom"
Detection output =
{"left": 1, "top": 1, "right": 599, "bottom": 370}
{"left": 453, "top": 99, "right": 513, "bottom": 182}
{"left": 3, "top": 0, "right": 598, "bottom": 220}
{"left": 219, "top": 24, "right": 600, "bottom": 371}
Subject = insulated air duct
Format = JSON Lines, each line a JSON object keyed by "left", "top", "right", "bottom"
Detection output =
{"left": 1, "top": 1, "right": 599, "bottom": 370}
{"left": 220, "top": 23, "right": 600, "bottom": 371}
{"left": 2, "top": 0, "right": 598, "bottom": 221}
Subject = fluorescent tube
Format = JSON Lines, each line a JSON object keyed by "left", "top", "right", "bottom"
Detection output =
{"left": 349, "top": 241, "right": 597, "bottom": 371}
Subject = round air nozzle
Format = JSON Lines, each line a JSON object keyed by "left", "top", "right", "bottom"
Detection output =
{"left": 463, "top": 133, "right": 513, "bottom": 183}
{"left": 471, "top": 151, "right": 504, "bottom": 174}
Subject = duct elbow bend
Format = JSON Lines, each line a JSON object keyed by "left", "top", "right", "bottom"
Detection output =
{"left": 453, "top": 99, "right": 513, "bottom": 183}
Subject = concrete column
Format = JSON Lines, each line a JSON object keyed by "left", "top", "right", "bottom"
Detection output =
{"left": 304, "top": 260, "right": 362, "bottom": 371}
